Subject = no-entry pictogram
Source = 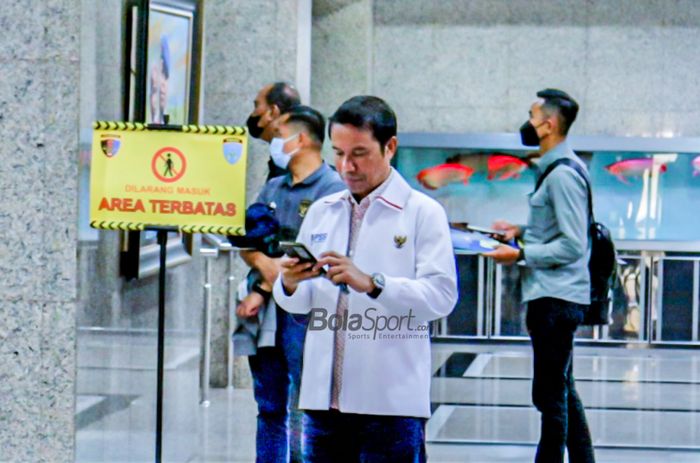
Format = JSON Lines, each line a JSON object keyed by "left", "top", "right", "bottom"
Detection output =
{"left": 152, "top": 146, "right": 187, "bottom": 183}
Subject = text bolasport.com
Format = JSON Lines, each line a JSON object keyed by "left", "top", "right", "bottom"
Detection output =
{"left": 308, "top": 308, "right": 430, "bottom": 341}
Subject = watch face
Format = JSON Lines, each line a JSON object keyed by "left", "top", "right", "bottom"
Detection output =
{"left": 373, "top": 273, "right": 385, "bottom": 288}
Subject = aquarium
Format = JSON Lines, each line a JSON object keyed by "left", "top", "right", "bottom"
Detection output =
{"left": 395, "top": 134, "right": 700, "bottom": 242}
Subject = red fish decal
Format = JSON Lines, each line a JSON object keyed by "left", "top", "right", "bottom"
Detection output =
{"left": 416, "top": 163, "right": 475, "bottom": 190}
{"left": 605, "top": 158, "right": 667, "bottom": 184}
{"left": 487, "top": 155, "right": 528, "bottom": 181}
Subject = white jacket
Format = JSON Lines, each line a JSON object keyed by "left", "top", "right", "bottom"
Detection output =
{"left": 273, "top": 170, "right": 458, "bottom": 418}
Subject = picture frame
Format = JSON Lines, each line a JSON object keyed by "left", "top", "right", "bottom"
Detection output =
{"left": 120, "top": 0, "right": 203, "bottom": 279}
{"left": 145, "top": 1, "right": 195, "bottom": 125}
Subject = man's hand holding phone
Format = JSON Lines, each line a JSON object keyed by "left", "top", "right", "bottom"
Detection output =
{"left": 279, "top": 242, "right": 328, "bottom": 294}
{"left": 279, "top": 242, "right": 355, "bottom": 294}
{"left": 279, "top": 256, "right": 322, "bottom": 295}
{"left": 491, "top": 220, "right": 522, "bottom": 242}
{"left": 482, "top": 220, "right": 524, "bottom": 265}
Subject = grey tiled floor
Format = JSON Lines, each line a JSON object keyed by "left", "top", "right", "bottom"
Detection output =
{"left": 76, "top": 333, "right": 700, "bottom": 462}
{"left": 477, "top": 352, "right": 700, "bottom": 383}
{"left": 430, "top": 405, "right": 700, "bottom": 448}
{"left": 427, "top": 344, "right": 700, "bottom": 459}
{"left": 191, "top": 388, "right": 700, "bottom": 463}
{"left": 431, "top": 376, "right": 700, "bottom": 411}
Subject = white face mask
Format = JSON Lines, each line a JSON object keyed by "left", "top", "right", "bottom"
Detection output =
{"left": 269, "top": 133, "right": 300, "bottom": 169}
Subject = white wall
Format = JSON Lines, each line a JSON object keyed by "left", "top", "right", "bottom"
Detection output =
{"left": 313, "top": 0, "right": 700, "bottom": 138}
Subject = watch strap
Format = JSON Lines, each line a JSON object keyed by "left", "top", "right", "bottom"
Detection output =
{"left": 367, "top": 273, "right": 384, "bottom": 299}
{"left": 368, "top": 286, "right": 382, "bottom": 299}
{"left": 252, "top": 281, "right": 272, "bottom": 301}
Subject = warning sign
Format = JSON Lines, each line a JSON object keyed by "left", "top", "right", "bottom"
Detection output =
{"left": 90, "top": 121, "right": 248, "bottom": 235}
{"left": 151, "top": 146, "right": 187, "bottom": 182}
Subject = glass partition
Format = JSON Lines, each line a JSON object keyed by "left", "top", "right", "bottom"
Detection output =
{"left": 656, "top": 256, "right": 700, "bottom": 343}
{"left": 610, "top": 254, "right": 645, "bottom": 341}
{"left": 394, "top": 147, "right": 533, "bottom": 227}
{"left": 398, "top": 133, "right": 700, "bottom": 345}
{"left": 444, "top": 254, "right": 482, "bottom": 337}
{"left": 591, "top": 152, "right": 700, "bottom": 241}
{"left": 395, "top": 144, "right": 700, "bottom": 242}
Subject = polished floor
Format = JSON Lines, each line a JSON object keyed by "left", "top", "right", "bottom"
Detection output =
{"left": 76, "top": 331, "right": 201, "bottom": 462}
{"left": 75, "top": 332, "right": 700, "bottom": 462}
{"left": 428, "top": 344, "right": 700, "bottom": 454}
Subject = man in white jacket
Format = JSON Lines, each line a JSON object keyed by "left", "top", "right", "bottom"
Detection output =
{"left": 273, "top": 96, "right": 458, "bottom": 462}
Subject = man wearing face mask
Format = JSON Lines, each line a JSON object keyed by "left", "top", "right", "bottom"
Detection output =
{"left": 238, "top": 105, "right": 345, "bottom": 463}
{"left": 484, "top": 89, "right": 595, "bottom": 463}
{"left": 246, "top": 82, "right": 302, "bottom": 180}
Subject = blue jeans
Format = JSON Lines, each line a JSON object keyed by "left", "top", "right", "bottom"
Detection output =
{"left": 248, "top": 308, "right": 309, "bottom": 463}
{"left": 527, "top": 297, "right": 595, "bottom": 463}
{"left": 302, "top": 409, "right": 427, "bottom": 462}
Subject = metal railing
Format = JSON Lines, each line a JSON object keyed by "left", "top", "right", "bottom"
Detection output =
{"left": 199, "top": 234, "right": 241, "bottom": 406}
{"left": 435, "top": 247, "right": 700, "bottom": 346}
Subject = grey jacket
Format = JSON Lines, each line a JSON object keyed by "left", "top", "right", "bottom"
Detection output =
{"left": 232, "top": 278, "right": 277, "bottom": 356}
{"left": 521, "top": 140, "right": 591, "bottom": 305}
{"left": 232, "top": 162, "right": 345, "bottom": 355}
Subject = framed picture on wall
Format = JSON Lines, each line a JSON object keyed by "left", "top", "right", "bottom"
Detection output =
{"left": 120, "top": 0, "right": 203, "bottom": 280}
{"left": 145, "top": 1, "right": 194, "bottom": 124}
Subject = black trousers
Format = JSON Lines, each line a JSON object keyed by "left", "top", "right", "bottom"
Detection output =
{"left": 526, "top": 297, "right": 595, "bottom": 463}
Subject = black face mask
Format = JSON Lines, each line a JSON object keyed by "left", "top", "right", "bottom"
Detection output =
{"left": 519, "top": 120, "right": 541, "bottom": 147}
{"left": 246, "top": 114, "right": 264, "bottom": 139}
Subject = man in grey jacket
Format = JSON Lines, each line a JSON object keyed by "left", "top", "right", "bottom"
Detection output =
{"left": 485, "top": 89, "right": 595, "bottom": 463}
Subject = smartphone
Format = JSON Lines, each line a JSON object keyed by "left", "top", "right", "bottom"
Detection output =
{"left": 279, "top": 241, "right": 323, "bottom": 272}
{"left": 279, "top": 241, "right": 349, "bottom": 293}
{"left": 465, "top": 225, "right": 507, "bottom": 237}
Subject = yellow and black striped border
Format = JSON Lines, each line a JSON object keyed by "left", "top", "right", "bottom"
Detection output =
{"left": 180, "top": 225, "right": 244, "bottom": 235}
{"left": 93, "top": 121, "right": 147, "bottom": 131}
{"left": 90, "top": 221, "right": 145, "bottom": 231}
{"left": 182, "top": 125, "right": 246, "bottom": 135}
{"left": 90, "top": 220, "right": 244, "bottom": 236}
{"left": 93, "top": 121, "right": 246, "bottom": 135}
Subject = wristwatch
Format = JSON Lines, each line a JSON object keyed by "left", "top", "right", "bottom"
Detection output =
{"left": 251, "top": 281, "right": 272, "bottom": 302}
{"left": 367, "top": 273, "right": 385, "bottom": 299}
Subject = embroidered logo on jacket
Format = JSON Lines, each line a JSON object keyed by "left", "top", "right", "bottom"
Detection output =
{"left": 394, "top": 235, "right": 407, "bottom": 248}
{"left": 311, "top": 233, "right": 328, "bottom": 243}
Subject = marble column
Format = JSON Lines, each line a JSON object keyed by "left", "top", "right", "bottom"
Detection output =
{"left": 0, "top": 0, "right": 81, "bottom": 462}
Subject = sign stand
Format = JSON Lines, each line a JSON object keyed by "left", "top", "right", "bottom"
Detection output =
{"left": 89, "top": 117, "right": 248, "bottom": 463}
{"left": 148, "top": 119, "right": 181, "bottom": 463}
{"left": 152, "top": 226, "right": 176, "bottom": 463}
{"left": 148, "top": 119, "right": 183, "bottom": 463}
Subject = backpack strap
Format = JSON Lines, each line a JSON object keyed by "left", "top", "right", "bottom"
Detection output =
{"left": 534, "top": 158, "right": 594, "bottom": 223}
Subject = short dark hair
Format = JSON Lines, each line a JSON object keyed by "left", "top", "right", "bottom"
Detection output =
{"left": 266, "top": 82, "right": 301, "bottom": 114}
{"left": 537, "top": 88, "right": 579, "bottom": 135}
{"left": 328, "top": 96, "right": 397, "bottom": 149}
{"left": 285, "top": 105, "right": 326, "bottom": 145}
